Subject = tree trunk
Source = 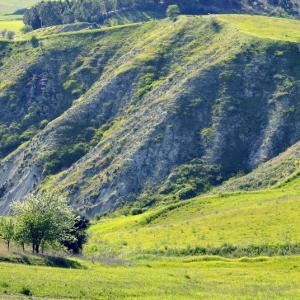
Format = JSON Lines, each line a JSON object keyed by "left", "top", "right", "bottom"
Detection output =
{"left": 32, "top": 243, "right": 35, "bottom": 254}
{"left": 35, "top": 244, "right": 39, "bottom": 254}
{"left": 22, "top": 243, "right": 25, "bottom": 252}
{"left": 7, "top": 241, "right": 9, "bottom": 251}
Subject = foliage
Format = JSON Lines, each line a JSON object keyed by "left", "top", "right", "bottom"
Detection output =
{"left": 0, "top": 218, "right": 15, "bottom": 250}
{"left": 30, "top": 35, "right": 39, "bottom": 47}
{"left": 20, "top": 287, "right": 32, "bottom": 296}
{"left": 148, "top": 243, "right": 300, "bottom": 258}
{"left": 22, "top": 0, "right": 300, "bottom": 30}
{"left": 60, "top": 215, "right": 90, "bottom": 254}
{"left": 11, "top": 193, "right": 75, "bottom": 254}
{"left": 166, "top": 4, "right": 180, "bottom": 21}
{"left": 0, "top": 29, "right": 15, "bottom": 39}
{"left": 23, "top": 0, "right": 165, "bottom": 29}
{"left": 159, "top": 159, "right": 223, "bottom": 199}
{"left": 21, "top": 24, "right": 33, "bottom": 33}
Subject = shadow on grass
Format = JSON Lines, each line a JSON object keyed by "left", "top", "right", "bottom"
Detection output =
{"left": 0, "top": 253, "right": 84, "bottom": 269}
{"left": 44, "top": 256, "right": 83, "bottom": 269}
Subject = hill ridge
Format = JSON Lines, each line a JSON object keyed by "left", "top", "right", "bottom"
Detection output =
{"left": 1, "top": 15, "right": 300, "bottom": 214}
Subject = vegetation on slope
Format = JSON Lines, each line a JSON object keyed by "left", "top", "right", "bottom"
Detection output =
{"left": 0, "top": 20, "right": 23, "bottom": 35}
{"left": 0, "top": 7, "right": 300, "bottom": 298}
{"left": 1, "top": 14, "right": 300, "bottom": 214}
{"left": 215, "top": 141, "right": 300, "bottom": 192}
{"left": 23, "top": 0, "right": 300, "bottom": 30}
{"left": 85, "top": 187, "right": 300, "bottom": 256}
{"left": 219, "top": 14, "right": 300, "bottom": 42}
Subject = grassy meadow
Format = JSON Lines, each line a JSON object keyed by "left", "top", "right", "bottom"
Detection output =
{"left": 219, "top": 14, "right": 300, "bottom": 42}
{"left": 0, "top": 0, "right": 39, "bottom": 14}
{"left": 85, "top": 189, "right": 300, "bottom": 255}
{"left": 1, "top": 254, "right": 300, "bottom": 299}
{"left": 0, "top": 19, "right": 24, "bottom": 34}
{"left": 0, "top": 0, "right": 39, "bottom": 36}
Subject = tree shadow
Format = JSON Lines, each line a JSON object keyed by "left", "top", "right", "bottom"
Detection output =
{"left": 44, "top": 256, "right": 84, "bottom": 269}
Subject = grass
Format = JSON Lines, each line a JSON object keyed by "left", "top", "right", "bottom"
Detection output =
{"left": 0, "top": 14, "right": 23, "bottom": 21}
{"left": 0, "top": 0, "right": 40, "bottom": 15}
{"left": 1, "top": 14, "right": 300, "bottom": 42}
{"left": 1, "top": 255, "right": 300, "bottom": 299}
{"left": 218, "top": 14, "right": 300, "bottom": 42}
{"left": 86, "top": 188, "right": 300, "bottom": 255}
{"left": 0, "top": 13, "right": 300, "bottom": 299}
{"left": 0, "top": 19, "right": 24, "bottom": 34}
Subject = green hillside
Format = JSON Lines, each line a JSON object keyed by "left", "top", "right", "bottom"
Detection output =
{"left": 85, "top": 188, "right": 300, "bottom": 256}
{"left": 220, "top": 14, "right": 300, "bottom": 42}
{"left": 0, "top": 6, "right": 300, "bottom": 299}
{"left": 0, "top": 14, "right": 300, "bottom": 216}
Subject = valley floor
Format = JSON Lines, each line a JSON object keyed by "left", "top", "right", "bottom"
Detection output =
{"left": 1, "top": 255, "right": 300, "bottom": 299}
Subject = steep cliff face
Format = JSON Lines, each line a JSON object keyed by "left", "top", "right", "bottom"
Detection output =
{"left": 1, "top": 15, "right": 300, "bottom": 215}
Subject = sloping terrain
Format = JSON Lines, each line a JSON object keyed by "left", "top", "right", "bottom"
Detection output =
{"left": 215, "top": 140, "right": 300, "bottom": 192}
{"left": 85, "top": 188, "right": 300, "bottom": 255}
{"left": 18, "top": 0, "right": 300, "bottom": 37}
{"left": 186, "top": 0, "right": 300, "bottom": 16}
{"left": 1, "top": 15, "right": 300, "bottom": 215}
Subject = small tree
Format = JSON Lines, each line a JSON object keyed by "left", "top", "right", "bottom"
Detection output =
{"left": 166, "top": 4, "right": 180, "bottom": 21}
{"left": 12, "top": 193, "right": 74, "bottom": 254}
{"left": 14, "top": 228, "right": 27, "bottom": 252}
{"left": 60, "top": 215, "right": 90, "bottom": 254}
{"left": 30, "top": 35, "right": 39, "bottom": 48}
{"left": 0, "top": 218, "right": 15, "bottom": 251}
{"left": 21, "top": 25, "right": 33, "bottom": 34}
{"left": 0, "top": 29, "right": 7, "bottom": 38}
{"left": 6, "top": 31, "right": 15, "bottom": 40}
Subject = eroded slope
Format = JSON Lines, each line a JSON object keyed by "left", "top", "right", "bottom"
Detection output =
{"left": 1, "top": 16, "right": 300, "bottom": 214}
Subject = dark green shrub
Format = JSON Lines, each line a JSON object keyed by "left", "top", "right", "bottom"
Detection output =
{"left": 30, "top": 36, "right": 39, "bottom": 48}
{"left": 131, "top": 208, "right": 144, "bottom": 215}
{"left": 20, "top": 287, "right": 32, "bottom": 296}
{"left": 177, "top": 186, "right": 197, "bottom": 200}
{"left": 166, "top": 4, "right": 180, "bottom": 21}
{"left": 21, "top": 25, "right": 33, "bottom": 33}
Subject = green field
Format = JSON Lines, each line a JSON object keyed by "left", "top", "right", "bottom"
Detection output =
{"left": 85, "top": 189, "right": 300, "bottom": 255}
{"left": 0, "top": 0, "right": 39, "bottom": 15}
{"left": 219, "top": 14, "right": 300, "bottom": 42}
{"left": 0, "top": 19, "right": 24, "bottom": 34}
{"left": 2, "top": 185, "right": 300, "bottom": 299}
{"left": 0, "top": 255, "right": 300, "bottom": 299}
{"left": 0, "top": 0, "right": 39, "bottom": 36}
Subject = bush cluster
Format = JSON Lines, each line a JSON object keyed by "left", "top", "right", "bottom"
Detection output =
{"left": 0, "top": 30, "right": 15, "bottom": 40}
{"left": 147, "top": 243, "right": 300, "bottom": 258}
